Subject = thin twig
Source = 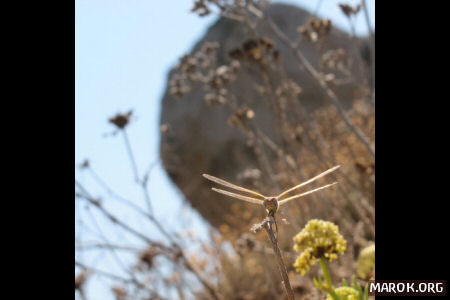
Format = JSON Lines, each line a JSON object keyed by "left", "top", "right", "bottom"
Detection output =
{"left": 75, "top": 261, "right": 152, "bottom": 293}
{"left": 265, "top": 219, "right": 295, "bottom": 300}
{"left": 362, "top": 0, "right": 374, "bottom": 40}
{"left": 76, "top": 243, "right": 140, "bottom": 252}
{"left": 75, "top": 180, "right": 168, "bottom": 250}
{"left": 75, "top": 180, "right": 222, "bottom": 300}
{"left": 253, "top": 217, "right": 296, "bottom": 300}
{"left": 121, "top": 129, "right": 154, "bottom": 214}
{"left": 85, "top": 167, "right": 175, "bottom": 244}
{"left": 122, "top": 129, "right": 140, "bottom": 182}
{"left": 261, "top": 244, "right": 281, "bottom": 298}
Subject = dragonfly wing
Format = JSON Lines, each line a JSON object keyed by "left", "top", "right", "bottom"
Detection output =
{"left": 277, "top": 165, "right": 340, "bottom": 199}
{"left": 203, "top": 174, "right": 266, "bottom": 199}
{"left": 211, "top": 188, "right": 264, "bottom": 205}
{"left": 278, "top": 182, "right": 338, "bottom": 206}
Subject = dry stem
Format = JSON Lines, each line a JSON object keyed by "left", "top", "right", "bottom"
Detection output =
{"left": 254, "top": 217, "right": 296, "bottom": 300}
{"left": 75, "top": 180, "right": 222, "bottom": 300}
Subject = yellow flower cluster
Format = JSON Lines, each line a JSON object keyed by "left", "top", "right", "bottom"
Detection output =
{"left": 356, "top": 244, "right": 375, "bottom": 279}
{"left": 327, "top": 286, "right": 359, "bottom": 300}
{"left": 293, "top": 219, "right": 346, "bottom": 275}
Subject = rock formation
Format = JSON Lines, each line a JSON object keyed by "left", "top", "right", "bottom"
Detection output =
{"left": 159, "top": 3, "right": 372, "bottom": 232}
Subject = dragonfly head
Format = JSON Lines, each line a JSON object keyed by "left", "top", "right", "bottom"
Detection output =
{"left": 263, "top": 197, "right": 279, "bottom": 216}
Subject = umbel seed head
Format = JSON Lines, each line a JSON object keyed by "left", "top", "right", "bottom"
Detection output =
{"left": 293, "top": 219, "right": 346, "bottom": 275}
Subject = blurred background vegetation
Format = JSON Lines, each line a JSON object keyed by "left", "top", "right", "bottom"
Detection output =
{"left": 75, "top": 1, "right": 375, "bottom": 299}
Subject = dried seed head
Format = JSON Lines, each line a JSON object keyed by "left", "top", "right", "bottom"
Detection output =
{"left": 321, "top": 49, "right": 348, "bottom": 71}
{"left": 136, "top": 246, "right": 161, "bottom": 271}
{"left": 298, "top": 18, "right": 333, "bottom": 43}
{"left": 228, "top": 107, "right": 255, "bottom": 128}
{"left": 259, "top": 37, "right": 274, "bottom": 49}
{"left": 297, "top": 25, "right": 309, "bottom": 36}
{"left": 169, "top": 74, "right": 191, "bottom": 98}
{"left": 338, "top": 3, "right": 362, "bottom": 18}
{"left": 108, "top": 110, "right": 132, "bottom": 129}
{"left": 191, "top": 0, "right": 211, "bottom": 17}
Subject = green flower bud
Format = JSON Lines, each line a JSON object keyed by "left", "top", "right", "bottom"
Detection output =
{"left": 356, "top": 244, "right": 375, "bottom": 279}
{"left": 327, "top": 286, "right": 360, "bottom": 300}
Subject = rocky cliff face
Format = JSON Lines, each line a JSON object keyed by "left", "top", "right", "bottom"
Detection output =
{"left": 159, "top": 3, "right": 372, "bottom": 232}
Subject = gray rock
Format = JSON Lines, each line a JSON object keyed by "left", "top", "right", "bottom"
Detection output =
{"left": 159, "top": 3, "right": 372, "bottom": 230}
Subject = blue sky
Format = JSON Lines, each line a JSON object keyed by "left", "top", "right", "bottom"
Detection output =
{"left": 75, "top": 1, "right": 374, "bottom": 298}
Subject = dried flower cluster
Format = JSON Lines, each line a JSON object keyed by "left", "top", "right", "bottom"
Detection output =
{"left": 293, "top": 219, "right": 347, "bottom": 275}
{"left": 229, "top": 38, "right": 279, "bottom": 63}
{"left": 205, "top": 63, "right": 240, "bottom": 104}
{"left": 227, "top": 106, "right": 254, "bottom": 131}
{"left": 170, "top": 42, "right": 220, "bottom": 98}
{"left": 321, "top": 48, "right": 349, "bottom": 71}
{"left": 190, "top": 0, "right": 257, "bottom": 21}
{"left": 298, "top": 18, "right": 332, "bottom": 43}
{"left": 108, "top": 110, "right": 133, "bottom": 129}
{"left": 169, "top": 73, "right": 191, "bottom": 98}
{"left": 136, "top": 246, "right": 162, "bottom": 271}
{"left": 338, "top": 3, "right": 362, "bottom": 18}
{"left": 169, "top": 41, "right": 241, "bottom": 105}
{"left": 191, "top": 0, "right": 211, "bottom": 16}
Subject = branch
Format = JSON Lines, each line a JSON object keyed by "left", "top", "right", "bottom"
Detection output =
{"left": 76, "top": 243, "right": 140, "bottom": 252}
{"left": 122, "top": 129, "right": 155, "bottom": 214}
{"left": 253, "top": 218, "right": 296, "bottom": 300}
{"left": 75, "top": 180, "right": 169, "bottom": 251}
{"left": 87, "top": 166, "right": 178, "bottom": 246}
{"left": 122, "top": 129, "right": 140, "bottom": 183}
{"left": 75, "top": 261, "right": 146, "bottom": 291}
{"left": 75, "top": 180, "right": 222, "bottom": 300}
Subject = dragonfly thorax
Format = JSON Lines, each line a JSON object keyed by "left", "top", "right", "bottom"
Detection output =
{"left": 263, "top": 197, "right": 279, "bottom": 216}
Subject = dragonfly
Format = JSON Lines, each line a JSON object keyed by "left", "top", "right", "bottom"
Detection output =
{"left": 203, "top": 165, "right": 340, "bottom": 218}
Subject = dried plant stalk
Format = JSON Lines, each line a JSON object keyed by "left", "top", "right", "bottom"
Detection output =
{"left": 259, "top": 218, "right": 296, "bottom": 300}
